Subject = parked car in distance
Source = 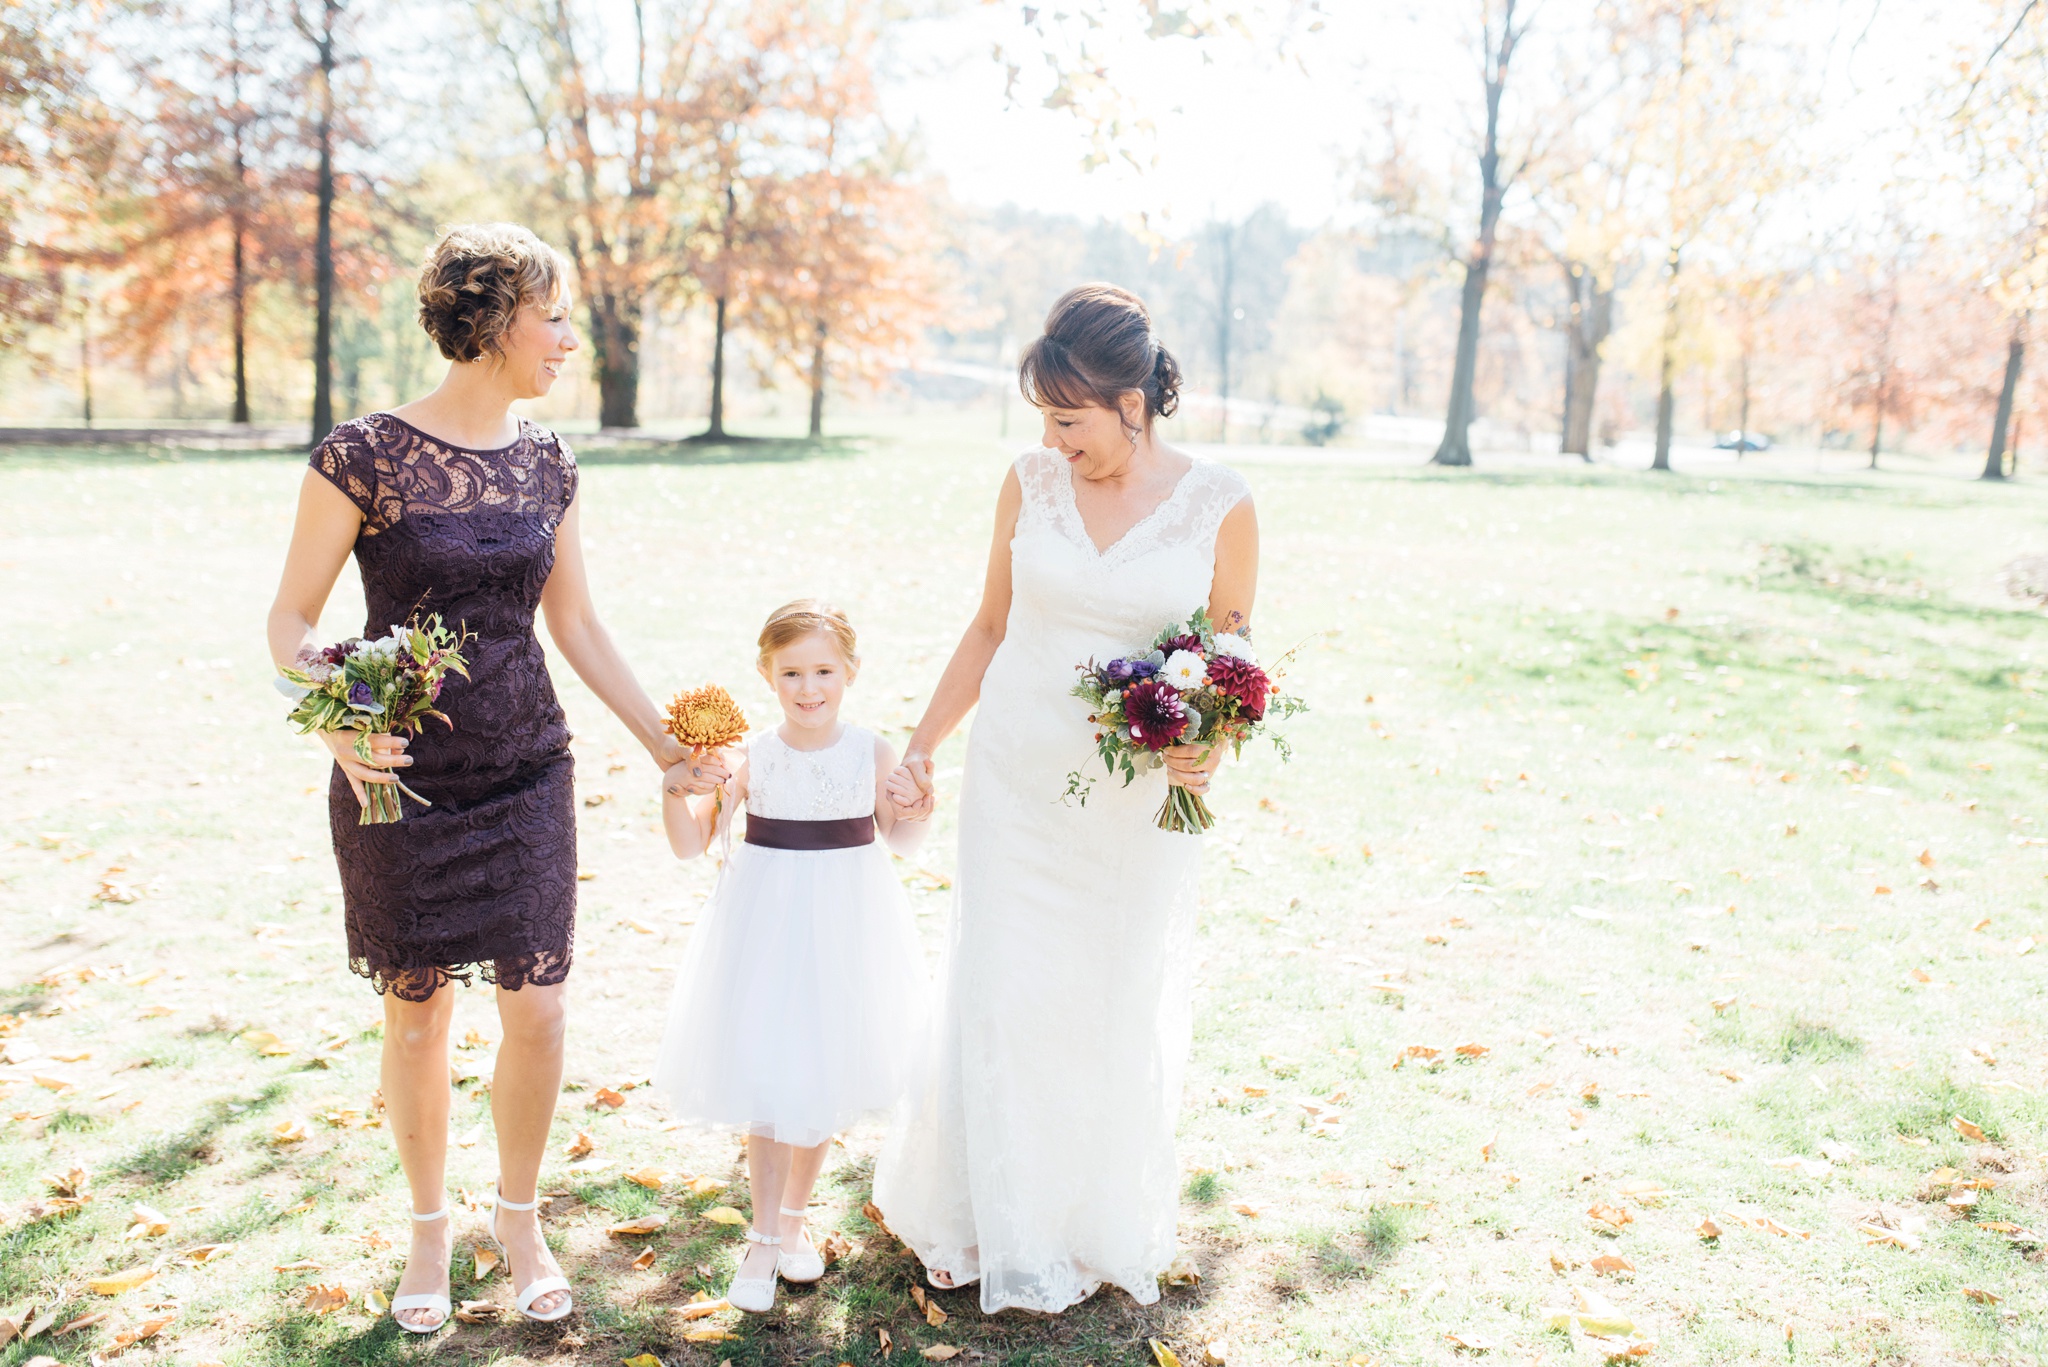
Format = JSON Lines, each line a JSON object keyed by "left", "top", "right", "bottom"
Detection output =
{"left": 1714, "top": 430, "right": 1772, "bottom": 452}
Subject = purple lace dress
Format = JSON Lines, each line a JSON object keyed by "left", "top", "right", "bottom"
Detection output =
{"left": 309, "top": 413, "right": 579, "bottom": 1002}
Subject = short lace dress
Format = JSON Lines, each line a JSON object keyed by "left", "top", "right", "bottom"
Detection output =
{"left": 309, "top": 413, "right": 580, "bottom": 1002}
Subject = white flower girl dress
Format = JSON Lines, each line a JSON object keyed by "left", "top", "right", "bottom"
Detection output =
{"left": 652, "top": 725, "right": 927, "bottom": 1145}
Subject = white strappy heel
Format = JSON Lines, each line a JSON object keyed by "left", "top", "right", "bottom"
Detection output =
{"left": 776, "top": 1206, "right": 825, "bottom": 1284}
{"left": 490, "top": 1188, "right": 573, "bottom": 1323}
{"left": 391, "top": 1205, "right": 453, "bottom": 1334}
{"left": 728, "top": 1228, "right": 780, "bottom": 1313}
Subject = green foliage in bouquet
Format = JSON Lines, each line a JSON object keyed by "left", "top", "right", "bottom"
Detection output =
{"left": 277, "top": 614, "right": 473, "bottom": 825}
{"left": 1066, "top": 608, "right": 1307, "bottom": 832}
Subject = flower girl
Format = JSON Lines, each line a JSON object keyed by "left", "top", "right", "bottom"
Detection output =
{"left": 652, "top": 600, "right": 930, "bottom": 1313}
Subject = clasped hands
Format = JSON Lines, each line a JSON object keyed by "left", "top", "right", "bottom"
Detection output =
{"left": 657, "top": 736, "right": 733, "bottom": 799}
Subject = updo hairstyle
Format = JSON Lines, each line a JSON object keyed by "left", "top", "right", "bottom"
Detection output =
{"left": 415, "top": 223, "right": 568, "bottom": 363}
{"left": 757, "top": 599, "right": 860, "bottom": 671}
{"left": 1017, "top": 283, "right": 1182, "bottom": 433}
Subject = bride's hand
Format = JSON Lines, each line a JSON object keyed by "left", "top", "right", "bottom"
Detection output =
{"left": 886, "top": 751, "right": 935, "bottom": 820}
{"left": 1163, "top": 740, "right": 1225, "bottom": 796}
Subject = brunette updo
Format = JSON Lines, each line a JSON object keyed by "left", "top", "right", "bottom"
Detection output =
{"left": 415, "top": 223, "right": 567, "bottom": 362}
{"left": 1017, "top": 283, "right": 1182, "bottom": 430}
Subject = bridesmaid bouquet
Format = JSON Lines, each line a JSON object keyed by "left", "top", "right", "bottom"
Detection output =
{"left": 663, "top": 684, "right": 750, "bottom": 824}
{"left": 1066, "top": 609, "right": 1304, "bottom": 833}
{"left": 276, "top": 615, "right": 473, "bottom": 825}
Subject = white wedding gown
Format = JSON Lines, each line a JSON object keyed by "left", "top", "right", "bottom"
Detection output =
{"left": 873, "top": 446, "right": 1251, "bottom": 1314}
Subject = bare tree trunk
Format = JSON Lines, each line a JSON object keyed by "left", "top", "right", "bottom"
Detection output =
{"left": 1434, "top": 0, "right": 1523, "bottom": 468}
{"left": 1735, "top": 348, "right": 1751, "bottom": 458}
{"left": 1652, "top": 245, "right": 1680, "bottom": 471}
{"left": 807, "top": 317, "right": 826, "bottom": 439}
{"left": 1561, "top": 260, "right": 1611, "bottom": 460}
{"left": 306, "top": 0, "right": 338, "bottom": 445}
{"left": 585, "top": 289, "right": 640, "bottom": 428}
{"left": 229, "top": 0, "right": 251, "bottom": 425}
{"left": 79, "top": 300, "right": 93, "bottom": 427}
{"left": 706, "top": 294, "right": 729, "bottom": 439}
{"left": 231, "top": 220, "right": 250, "bottom": 423}
{"left": 1983, "top": 320, "right": 2025, "bottom": 481}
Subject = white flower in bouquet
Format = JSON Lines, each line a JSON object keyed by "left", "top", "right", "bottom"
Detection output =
{"left": 1211, "top": 633, "right": 1257, "bottom": 665}
{"left": 1163, "top": 649, "right": 1209, "bottom": 689}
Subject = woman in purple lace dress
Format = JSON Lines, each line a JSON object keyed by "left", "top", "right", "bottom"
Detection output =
{"left": 266, "top": 224, "right": 725, "bottom": 1332}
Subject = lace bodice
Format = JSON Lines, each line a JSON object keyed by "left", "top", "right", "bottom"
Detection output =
{"left": 1014, "top": 447, "right": 1250, "bottom": 573}
{"left": 310, "top": 413, "right": 577, "bottom": 537}
{"left": 746, "top": 727, "right": 876, "bottom": 821}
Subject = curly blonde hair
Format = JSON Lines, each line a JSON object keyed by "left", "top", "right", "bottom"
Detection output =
{"left": 757, "top": 599, "right": 860, "bottom": 670}
{"left": 415, "top": 223, "right": 567, "bottom": 363}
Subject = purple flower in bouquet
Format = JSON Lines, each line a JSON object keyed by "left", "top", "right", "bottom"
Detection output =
{"left": 1159, "top": 632, "right": 1203, "bottom": 656}
{"left": 1104, "top": 656, "right": 1154, "bottom": 684}
{"left": 1122, "top": 679, "right": 1190, "bottom": 750}
{"left": 1208, "top": 654, "right": 1271, "bottom": 723}
{"left": 347, "top": 681, "right": 376, "bottom": 708}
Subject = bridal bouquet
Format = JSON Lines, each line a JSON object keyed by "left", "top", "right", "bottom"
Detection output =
{"left": 276, "top": 615, "right": 473, "bottom": 825}
{"left": 1066, "top": 609, "right": 1304, "bottom": 833}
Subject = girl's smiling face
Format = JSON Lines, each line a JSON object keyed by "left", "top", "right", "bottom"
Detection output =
{"left": 761, "top": 629, "right": 855, "bottom": 734}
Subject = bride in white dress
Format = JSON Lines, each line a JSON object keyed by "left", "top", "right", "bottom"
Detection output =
{"left": 874, "top": 284, "right": 1259, "bottom": 1314}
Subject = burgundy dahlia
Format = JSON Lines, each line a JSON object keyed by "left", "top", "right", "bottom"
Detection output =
{"left": 1159, "top": 633, "right": 1203, "bottom": 656}
{"left": 1122, "top": 679, "right": 1190, "bottom": 751}
{"left": 1207, "top": 655, "right": 1270, "bottom": 723}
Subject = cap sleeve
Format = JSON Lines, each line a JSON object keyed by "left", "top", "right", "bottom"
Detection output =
{"left": 553, "top": 432, "right": 580, "bottom": 514}
{"left": 308, "top": 418, "right": 385, "bottom": 529}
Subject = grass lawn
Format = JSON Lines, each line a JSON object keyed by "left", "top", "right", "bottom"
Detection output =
{"left": 2, "top": 417, "right": 2046, "bottom": 1367}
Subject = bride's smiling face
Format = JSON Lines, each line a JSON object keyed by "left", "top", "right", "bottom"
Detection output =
{"left": 761, "top": 631, "right": 857, "bottom": 733}
{"left": 1041, "top": 393, "right": 1146, "bottom": 479}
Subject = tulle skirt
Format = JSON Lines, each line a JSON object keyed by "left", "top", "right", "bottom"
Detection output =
{"left": 651, "top": 839, "right": 928, "bottom": 1147}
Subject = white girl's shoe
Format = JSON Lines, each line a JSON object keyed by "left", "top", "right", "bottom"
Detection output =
{"left": 490, "top": 1188, "right": 574, "bottom": 1323}
{"left": 728, "top": 1229, "right": 781, "bottom": 1312}
{"left": 776, "top": 1206, "right": 825, "bottom": 1283}
{"left": 391, "top": 1205, "right": 453, "bottom": 1334}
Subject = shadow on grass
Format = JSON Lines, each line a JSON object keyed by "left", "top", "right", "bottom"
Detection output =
{"left": 0, "top": 431, "right": 869, "bottom": 470}
{"left": 111, "top": 1079, "right": 290, "bottom": 1187}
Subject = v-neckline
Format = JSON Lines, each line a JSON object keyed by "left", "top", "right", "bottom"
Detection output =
{"left": 1060, "top": 457, "right": 1200, "bottom": 558}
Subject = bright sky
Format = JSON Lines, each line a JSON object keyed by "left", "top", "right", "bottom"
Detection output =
{"left": 881, "top": 1, "right": 1967, "bottom": 237}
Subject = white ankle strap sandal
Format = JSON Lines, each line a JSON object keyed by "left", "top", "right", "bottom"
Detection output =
{"left": 775, "top": 1207, "right": 826, "bottom": 1285}
{"left": 390, "top": 1206, "right": 452, "bottom": 1334}
{"left": 490, "top": 1187, "right": 573, "bottom": 1323}
{"left": 728, "top": 1229, "right": 781, "bottom": 1313}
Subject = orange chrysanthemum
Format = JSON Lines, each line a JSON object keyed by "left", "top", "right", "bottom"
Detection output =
{"left": 664, "top": 684, "right": 749, "bottom": 751}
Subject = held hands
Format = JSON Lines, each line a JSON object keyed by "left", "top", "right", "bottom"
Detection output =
{"left": 662, "top": 747, "right": 732, "bottom": 799}
{"left": 885, "top": 751, "right": 935, "bottom": 822}
{"left": 1163, "top": 740, "right": 1226, "bottom": 796}
{"left": 323, "top": 729, "right": 410, "bottom": 808}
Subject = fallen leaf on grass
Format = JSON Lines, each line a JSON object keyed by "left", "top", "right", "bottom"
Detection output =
{"left": 92, "top": 1312, "right": 174, "bottom": 1358}
{"left": 1952, "top": 1115, "right": 1987, "bottom": 1142}
{"left": 1162, "top": 1254, "right": 1201, "bottom": 1286}
{"left": 861, "top": 1201, "right": 892, "bottom": 1236}
{"left": 677, "top": 1297, "right": 727, "bottom": 1321}
{"left": 607, "top": 1215, "right": 667, "bottom": 1236}
{"left": 1455, "top": 1042, "right": 1489, "bottom": 1059}
{"left": 365, "top": 1288, "right": 389, "bottom": 1313}
{"left": 702, "top": 1206, "right": 747, "bottom": 1226}
{"left": 624, "top": 1167, "right": 666, "bottom": 1190}
{"left": 567, "top": 1158, "right": 614, "bottom": 1176}
{"left": 453, "top": 1299, "right": 497, "bottom": 1323}
{"left": 1768, "top": 1156, "right": 1831, "bottom": 1179}
{"left": 56, "top": 1311, "right": 109, "bottom": 1334}
{"left": 270, "top": 1120, "right": 307, "bottom": 1145}
{"left": 564, "top": 1130, "right": 595, "bottom": 1159}
{"left": 273, "top": 1260, "right": 322, "bottom": 1273}
{"left": 1202, "top": 1341, "right": 1229, "bottom": 1366}
{"left": 241, "top": 1030, "right": 294, "bottom": 1057}
{"left": 590, "top": 1087, "right": 626, "bottom": 1110}
{"left": 89, "top": 1267, "right": 156, "bottom": 1296}
{"left": 1587, "top": 1203, "right": 1634, "bottom": 1232}
{"left": 1616, "top": 1182, "right": 1668, "bottom": 1206}
{"left": 925, "top": 1300, "right": 949, "bottom": 1328}
{"left": 1590, "top": 1255, "right": 1633, "bottom": 1274}
{"left": 179, "top": 1244, "right": 233, "bottom": 1264}
{"left": 631, "top": 1247, "right": 657, "bottom": 1270}
{"left": 1963, "top": 1287, "right": 2002, "bottom": 1305}
{"left": 303, "top": 1284, "right": 349, "bottom": 1315}
{"left": 622, "top": 1356, "right": 666, "bottom": 1367}
{"left": 125, "top": 1204, "right": 171, "bottom": 1238}
{"left": 686, "top": 1175, "right": 728, "bottom": 1196}
{"left": 1151, "top": 1339, "right": 1183, "bottom": 1367}
{"left": 473, "top": 1247, "right": 500, "bottom": 1278}
{"left": 1857, "top": 1221, "right": 1921, "bottom": 1252}
{"left": 819, "top": 1230, "right": 854, "bottom": 1267}
{"left": 1229, "top": 1201, "right": 1265, "bottom": 1218}
{"left": 1444, "top": 1331, "right": 1496, "bottom": 1351}
{"left": 878, "top": 1326, "right": 893, "bottom": 1352}
{"left": 1695, "top": 1216, "right": 1721, "bottom": 1239}
{"left": 921, "top": 1348, "right": 960, "bottom": 1362}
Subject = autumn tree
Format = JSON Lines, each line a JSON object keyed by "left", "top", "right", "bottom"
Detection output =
{"left": 746, "top": 11, "right": 941, "bottom": 438}
{"left": 1948, "top": 0, "right": 2048, "bottom": 480}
